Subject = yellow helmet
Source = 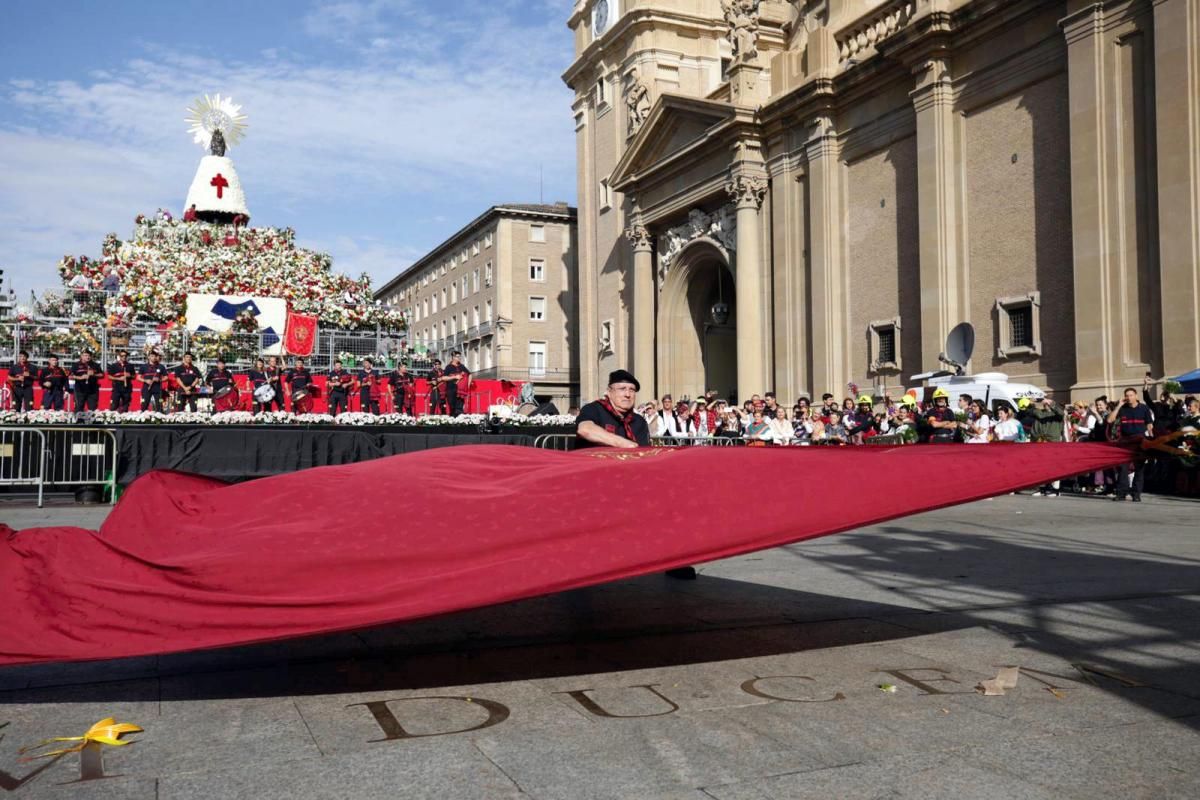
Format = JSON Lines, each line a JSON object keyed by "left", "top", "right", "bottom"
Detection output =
{"left": 857, "top": 394, "right": 873, "bottom": 405}
{"left": 932, "top": 387, "right": 950, "bottom": 399}
{"left": 899, "top": 395, "right": 918, "bottom": 407}
{"left": 1017, "top": 397, "right": 1031, "bottom": 410}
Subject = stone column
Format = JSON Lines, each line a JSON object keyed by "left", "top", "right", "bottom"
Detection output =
{"left": 804, "top": 112, "right": 847, "bottom": 394}
{"left": 624, "top": 220, "right": 656, "bottom": 399}
{"left": 911, "top": 55, "right": 965, "bottom": 371}
{"left": 1153, "top": 0, "right": 1200, "bottom": 376}
{"left": 727, "top": 170, "right": 769, "bottom": 397}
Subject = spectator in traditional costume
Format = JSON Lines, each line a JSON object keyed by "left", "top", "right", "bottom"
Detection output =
{"left": 744, "top": 409, "right": 774, "bottom": 445}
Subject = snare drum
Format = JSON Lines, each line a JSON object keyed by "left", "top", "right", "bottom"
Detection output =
{"left": 213, "top": 384, "right": 240, "bottom": 412}
{"left": 253, "top": 383, "right": 275, "bottom": 403}
{"left": 292, "top": 388, "right": 313, "bottom": 414}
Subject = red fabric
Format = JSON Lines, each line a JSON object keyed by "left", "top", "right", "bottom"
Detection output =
{"left": 283, "top": 312, "right": 318, "bottom": 356}
{"left": 0, "top": 442, "right": 1136, "bottom": 666}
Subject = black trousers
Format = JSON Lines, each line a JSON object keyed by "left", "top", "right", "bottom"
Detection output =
{"left": 445, "top": 386, "right": 462, "bottom": 416}
{"left": 110, "top": 383, "right": 132, "bottom": 412}
{"left": 394, "top": 393, "right": 414, "bottom": 416}
{"left": 42, "top": 389, "right": 64, "bottom": 410}
{"left": 177, "top": 392, "right": 198, "bottom": 412}
{"left": 140, "top": 387, "right": 162, "bottom": 412}
{"left": 428, "top": 389, "right": 443, "bottom": 415}
{"left": 1117, "top": 461, "right": 1145, "bottom": 498}
{"left": 359, "top": 391, "right": 379, "bottom": 415}
{"left": 13, "top": 385, "right": 34, "bottom": 412}
{"left": 73, "top": 387, "right": 99, "bottom": 411}
{"left": 329, "top": 390, "right": 349, "bottom": 416}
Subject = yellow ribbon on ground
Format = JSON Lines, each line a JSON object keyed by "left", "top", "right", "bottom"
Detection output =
{"left": 19, "top": 717, "right": 143, "bottom": 760}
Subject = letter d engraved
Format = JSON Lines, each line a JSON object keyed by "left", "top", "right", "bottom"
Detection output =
{"left": 351, "top": 697, "right": 511, "bottom": 742}
{"left": 555, "top": 684, "right": 680, "bottom": 719}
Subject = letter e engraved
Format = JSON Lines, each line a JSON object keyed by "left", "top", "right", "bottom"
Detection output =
{"left": 881, "top": 668, "right": 974, "bottom": 696}
{"left": 351, "top": 696, "right": 511, "bottom": 743}
{"left": 740, "top": 675, "right": 846, "bottom": 703}
{"left": 555, "top": 684, "right": 680, "bottom": 719}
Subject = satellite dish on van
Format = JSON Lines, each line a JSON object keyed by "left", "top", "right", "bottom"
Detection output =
{"left": 937, "top": 322, "right": 975, "bottom": 375}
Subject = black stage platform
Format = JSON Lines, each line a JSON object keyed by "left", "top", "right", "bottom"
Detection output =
{"left": 114, "top": 424, "right": 569, "bottom": 485}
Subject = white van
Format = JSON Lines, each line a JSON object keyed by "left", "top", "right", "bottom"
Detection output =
{"left": 909, "top": 372, "right": 1045, "bottom": 411}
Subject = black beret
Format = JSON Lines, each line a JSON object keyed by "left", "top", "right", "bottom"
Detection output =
{"left": 607, "top": 369, "right": 640, "bottom": 392}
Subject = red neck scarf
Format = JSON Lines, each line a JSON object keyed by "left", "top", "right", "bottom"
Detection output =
{"left": 598, "top": 397, "right": 637, "bottom": 441}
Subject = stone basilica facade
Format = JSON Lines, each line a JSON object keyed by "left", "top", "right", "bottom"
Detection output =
{"left": 564, "top": 0, "right": 1200, "bottom": 403}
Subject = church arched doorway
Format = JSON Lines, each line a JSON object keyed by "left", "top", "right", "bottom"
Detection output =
{"left": 658, "top": 240, "right": 737, "bottom": 402}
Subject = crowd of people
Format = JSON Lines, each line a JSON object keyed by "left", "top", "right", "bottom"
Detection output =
{"left": 2, "top": 348, "right": 474, "bottom": 417}
{"left": 627, "top": 378, "right": 1198, "bottom": 499}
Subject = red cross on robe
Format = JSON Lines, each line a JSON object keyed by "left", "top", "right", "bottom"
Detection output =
{"left": 211, "top": 173, "right": 229, "bottom": 199}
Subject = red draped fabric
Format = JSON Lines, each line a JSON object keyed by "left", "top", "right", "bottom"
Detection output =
{"left": 0, "top": 442, "right": 1136, "bottom": 666}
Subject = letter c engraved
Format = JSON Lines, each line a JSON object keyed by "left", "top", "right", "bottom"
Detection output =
{"left": 740, "top": 675, "right": 846, "bottom": 703}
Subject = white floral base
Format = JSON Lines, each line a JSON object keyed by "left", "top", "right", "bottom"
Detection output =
{"left": 0, "top": 410, "right": 575, "bottom": 427}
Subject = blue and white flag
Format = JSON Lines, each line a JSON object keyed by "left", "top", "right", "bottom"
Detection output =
{"left": 185, "top": 294, "right": 288, "bottom": 355}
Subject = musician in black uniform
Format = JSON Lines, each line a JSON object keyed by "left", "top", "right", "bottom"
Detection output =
{"left": 6, "top": 350, "right": 36, "bottom": 412}
{"left": 70, "top": 349, "right": 101, "bottom": 412}
{"left": 107, "top": 350, "right": 134, "bottom": 412}
{"left": 358, "top": 358, "right": 380, "bottom": 415}
{"left": 388, "top": 363, "right": 415, "bottom": 416}
{"left": 39, "top": 354, "right": 69, "bottom": 410}
{"left": 428, "top": 358, "right": 447, "bottom": 415}
{"left": 327, "top": 361, "right": 353, "bottom": 416}
{"left": 173, "top": 352, "right": 203, "bottom": 412}
{"left": 576, "top": 369, "right": 695, "bottom": 580}
{"left": 247, "top": 358, "right": 270, "bottom": 414}
{"left": 139, "top": 351, "right": 169, "bottom": 411}
{"left": 285, "top": 357, "right": 312, "bottom": 412}
{"left": 265, "top": 356, "right": 286, "bottom": 412}
{"left": 442, "top": 351, "right": 469, "bottom": 416}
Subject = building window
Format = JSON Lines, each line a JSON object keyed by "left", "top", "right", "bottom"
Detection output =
{"left": 431, "top": 294, "right": 438, "bottom": 314}
{"left": 462, "top": 276, "right": 469, "bottom": 296}
{"left": 529, "top": 258, "right": 545, "bottom": 282}
{"left": 441, "top": 288, "right": 447, "bottom": 309}
{"left": 472, "top": 242, "right": 480, "bottom": 256}
{"left": 423, "top": 298, "right": 429, "bottom": 317}
{"left": 529, "top": 296, "right": 546, "bottom": 322}
{"left": 473, "top": 306, "right": 480, "bottom": 326}
{"left": 450, "top": 283, "right": 458, "bottom": 304}
{"left": 483, "top": 343, "right": 492, "bottom": 369}
{"left": 473, "top": 269, "right": 480, "bottom": 293}
{"left": 599, "top": 179, "right": 611, "bottom": 211}
{"left": 529, "top": 224, "right": 545, "bottom": 243}
{"left": 529, "top": 341, "right": 547, "bottom": 376}
{"left": 461, "top": 311, "right": 468, "bottom": 331}
{"left": 600, "top": 319, "right": 614, "bottom": 353}
{"left": 868, "top": 318, "right": 901, "bottom": 373}
{"left": 441, "top": 320, "right": 447, "bottom": 339}
{"left": 485, "top": 231, "right": 493, "bottom": 248}
{"left": 485, "top": 261, "right": 493, "bottom": 286}
{"left": 995, "top": 292, "right": 1043, "bottom": 359}
{"left": 413, "top": 304, "right": 420, "bottom": 323}
{"left": 485, "top": 299, "right": 493, "bottom": 320}
{"left": 450, "top": 317, "right": 457, "bottom": 336}
{"left": 441, "top": 263, "right": 447, "bottom": 276}
{"left": 595, "top": 76, "right": 608, "bottom": 108}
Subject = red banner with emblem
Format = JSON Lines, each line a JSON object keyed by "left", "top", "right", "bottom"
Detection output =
{"left": 282, "top": 311, "right": 317, "bottom": 356}
{"left": 0, "top": 441, "right": 1139, "bottom": 665}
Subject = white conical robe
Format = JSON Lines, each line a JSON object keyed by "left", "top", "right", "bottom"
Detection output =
{"left": 184, "top": 155, "right": 250, "bottom": 219}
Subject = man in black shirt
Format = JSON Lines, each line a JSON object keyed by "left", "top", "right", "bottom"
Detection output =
{"left": 7, "top": 350, "right": 36, "bottom": 412}
{"left": 139, "top": 352, "right": 169, "bottom": 411}
{"left": 358, "top": 357, "right": 381, "bottom": 415}
{"left": 173, "top": 352, "right": 203, "bottom": 412}
{"left": 286, "top": 358, "right": 312, "bottom": 412}
{"left": 247, "top": 358, "right": 269, "bottom": 413}
{"left": 107, "top": 350, "right": 134, "bottom": 412}
{"left": 71, "top": 350, "right": 101, "bottom": 412}
{"left": 442, "top": 351, "right": 469, "bottom": 416}
{"left": 39, "top": 354, "right": 69, "bottom": 410}
{"left": 1107, "top": 386, "right": 1154, "bottom": 502}
{"left": 576, "top": 369, "right": 650, "bottom": 448}
{"left": 327, "top": 361, "right": 353, "bottom": 416}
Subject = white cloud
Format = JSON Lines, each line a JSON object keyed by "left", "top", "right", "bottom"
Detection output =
{"left": 0, "top": 1, "right": 577, "bottom": 297}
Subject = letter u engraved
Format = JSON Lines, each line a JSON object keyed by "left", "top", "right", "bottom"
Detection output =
{"left": 555, "top": 683, "right": 680, "bottom": 719}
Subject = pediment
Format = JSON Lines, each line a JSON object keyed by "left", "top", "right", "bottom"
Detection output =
{"left": 610, "top": 94, "right": 735, "bottom": 190}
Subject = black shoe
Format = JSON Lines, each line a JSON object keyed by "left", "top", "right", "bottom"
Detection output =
{"left": 1113, "top": 494, "right": 1126, "bottom": 502}
{"left": 665, "top": 566, "right": 697, "bottom": 580}
{"left": 1132, "top": 495, "right": 1142, "bottom": 502}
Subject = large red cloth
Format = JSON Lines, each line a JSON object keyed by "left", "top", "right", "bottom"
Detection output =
{"left": 0, "top": 442, "right": 1136, "bottom": 666}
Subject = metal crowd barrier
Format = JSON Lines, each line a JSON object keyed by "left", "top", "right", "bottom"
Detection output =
{"left": 650, "top": 435, "right": 744, "bottom": 447}
{"left": 0, "top": 426, "right": 117, "bottom": 508}
{"left": 533, "top": 433, "right": 576, "bottom": 451}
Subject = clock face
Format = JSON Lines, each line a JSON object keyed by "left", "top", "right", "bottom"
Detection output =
{"left": 593, "top": 0, "right": 609, "bottom": 35}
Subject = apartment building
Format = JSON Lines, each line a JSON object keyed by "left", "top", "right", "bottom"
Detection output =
{"left": 375, "top": 203, "right": 580, "bottom": 409}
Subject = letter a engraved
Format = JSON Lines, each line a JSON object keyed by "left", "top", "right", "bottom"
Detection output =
{"left": 351, "top": 696, "right": 511, "bottom": 743}
{"left": 740, "top": 676, "right": 846, "bottom": 703}
{"left": 555, "top": 684, "right": 680, "bottom": 719}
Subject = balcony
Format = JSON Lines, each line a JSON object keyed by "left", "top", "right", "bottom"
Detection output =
{"left": 477, "top": 319, "right": 494, "bottom": 337}
{"left": 472, "top": 366, "right": 579, "bottom": 384}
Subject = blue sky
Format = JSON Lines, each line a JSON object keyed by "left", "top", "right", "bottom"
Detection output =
{"left": 0, "top": 0, "right": 577, "bottom": 298}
